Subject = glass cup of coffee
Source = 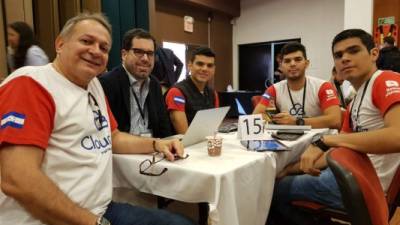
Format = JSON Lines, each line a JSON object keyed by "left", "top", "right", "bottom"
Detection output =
{"left": 206, "top": 136, "right": 223, "bottom": 156}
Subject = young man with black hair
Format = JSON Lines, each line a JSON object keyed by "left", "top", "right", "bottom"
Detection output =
{"left": 165, "top": 47, "right": 219, "bottom": 134}
{"left": 270, "top": 29, "right": 400, "bottom": 225}
{"left": 253, "top": 42, "right": 342, "bottom": 129}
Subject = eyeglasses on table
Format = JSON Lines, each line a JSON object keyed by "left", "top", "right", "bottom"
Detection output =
{"left": 139, "top": 152, "right": 189, "bottom": 176}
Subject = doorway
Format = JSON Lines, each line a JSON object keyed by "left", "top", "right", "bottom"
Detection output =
{"left": 238, "top": 38, "right": 300, "bottom": 92}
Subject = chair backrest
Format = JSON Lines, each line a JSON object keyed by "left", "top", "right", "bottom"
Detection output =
{"left": 251, "top": 95, "right": 261, "bottom": 108}
{"left": 386, "top": 165, "right": 400, "bottom": 217}
{"left": 327, "top": 147, "right": 389, "bottom": 225}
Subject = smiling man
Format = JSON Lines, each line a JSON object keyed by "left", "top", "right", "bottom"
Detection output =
{"left": 165, "top": 47, "right": 219, "bottom": 134}
{"left": 253, "top": 42, "right": 342, "bottom": 129}
{"left": 100, "top": 29, "right": 172, "bottom": 138}
{"left": 0, "top": 14, "right": 193, "bottom": 225}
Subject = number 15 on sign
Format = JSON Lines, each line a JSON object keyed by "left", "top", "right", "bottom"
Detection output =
{"left": 238, "top": 114, "right": 265, "bottom": 140}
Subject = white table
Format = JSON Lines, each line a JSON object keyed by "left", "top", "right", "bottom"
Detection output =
{"left": 112, "top": 129, "right": 328, "bottom": 225}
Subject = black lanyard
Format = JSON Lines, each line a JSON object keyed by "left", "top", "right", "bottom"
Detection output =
{"left": 287, "top": 79, "right": 307, "bottom": 117}
{"left": 130, "top": 86, "right": 145, "bottom": 121}
{"left": 349, "top": 78, "right": 371, "bottom": 132}
{"left": 334, "top": 80, "right": 346, "bottom": 108}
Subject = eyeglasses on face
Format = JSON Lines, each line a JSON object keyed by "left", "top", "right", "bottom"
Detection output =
{"left": 139, "top": 152, "right": 189, "bottom": 176}
{"left": 130, "top": 48, "right": 155, "bottom": 58}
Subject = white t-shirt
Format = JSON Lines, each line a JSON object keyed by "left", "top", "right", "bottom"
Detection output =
{"left": 342, "top": 70, "right": 400, "bottom": 192}
{"left": 259, "top": 76, "right": 340, "bottom": 117}
{"left": 0, "top": 64, "right": 117, "bottom": 225}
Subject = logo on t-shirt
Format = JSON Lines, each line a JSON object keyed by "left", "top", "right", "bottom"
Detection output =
{"left": 325, "top": 89, "right": 337, "bottom": 101}
{"left": 1, "top": 112, "right": 26, "bottom": 129}
{"left": 385, "top": 80, "right": 400, "bottom": 97}
{"left": 386, "top": 80, "right": 399, "bottom": 87}
{"left": 93, "top": 110, "right": 108, "bottom": 131}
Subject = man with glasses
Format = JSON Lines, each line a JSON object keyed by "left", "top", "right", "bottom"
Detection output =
{"left": 165, "top": 47, "right": 219, "bottom": 134}
{"left": 0, "top": 13, "right": 193, "bottom": 225}
{"left": 100, "top": 29, "right": 172, "bottom": 139}
{"left": 253, "top": 42, "right": 342, "bottom": 129}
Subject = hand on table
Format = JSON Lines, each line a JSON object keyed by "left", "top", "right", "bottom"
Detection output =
{"left": 272, "top": 112, "right": 296, "bottom": 125}
{"left": 154, "top": 139, "right": 184, "bottom": 161}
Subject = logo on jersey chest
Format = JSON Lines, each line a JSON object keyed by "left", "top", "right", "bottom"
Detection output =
{"left": 81, "top": 134, "right": 112, "bottom": 153}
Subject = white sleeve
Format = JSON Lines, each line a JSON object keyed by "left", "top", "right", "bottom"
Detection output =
{"left": 25, "top": 46, "right": 49, "bottom": 66}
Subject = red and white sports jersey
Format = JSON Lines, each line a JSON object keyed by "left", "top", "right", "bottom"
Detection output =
{"left": 259, "top": 76, "right": 339, "bottom": 117}
{"left": 165, "top": 87, "right": 219, "bottom": 111}
{"left": 341, "top": 70, "right": 400, "bottom": 193}
{"left": 0, "top": 64, "right": 117, "bottom": 225}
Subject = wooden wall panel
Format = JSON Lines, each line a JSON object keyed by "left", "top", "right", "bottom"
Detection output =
{"left": 211, "top": 13, "right": 232, "bottom": 91}
{"left": 33, "top": 0, "right": 59, "bottom": 60}
{"left": 82, "top": 0, "right": 102, "bottom": 12}
{"left": 0, "top": 1, "right": 7, "bottom": 80}
{"left": 58, "top": 0, "right": 81, "bottom": 28}
{"left": 152, "top": 0, "right": 233, "bottom": 91}
{"left": 373, "top": 0, "right": 400, "bottom": 45}
{"left": 4, "top": 0, "right": 33, "bottom": 27}
{"left": 185, "top": 0, "right": 240, "bottom": 17}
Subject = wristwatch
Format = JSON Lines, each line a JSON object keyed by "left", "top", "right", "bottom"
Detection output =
{"left": 311, "top": 134, "right": 330, "bottom": 152}
{"left": 296, "top": 117, "right": 305, "bottom": 125}
{"left": 97, "top": 217, "right": 111, "bottom": 225}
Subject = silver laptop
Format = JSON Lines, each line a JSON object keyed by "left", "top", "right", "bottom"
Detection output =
{"left": 165, "top": 106, "right": 230, "bottom": 147}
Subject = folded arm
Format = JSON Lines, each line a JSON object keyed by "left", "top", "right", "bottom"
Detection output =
{"left": 0, "top": 145, "right": 97, "bottom": 225}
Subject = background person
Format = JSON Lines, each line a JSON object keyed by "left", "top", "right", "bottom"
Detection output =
{"left": 377, "top": 36, "right": 400, "bottom": 72}
{"left": 7, "top": 21, "right": 48, "bottom": 72}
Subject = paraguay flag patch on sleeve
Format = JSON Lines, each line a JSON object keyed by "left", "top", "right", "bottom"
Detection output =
{"left": 173, "top": 96, "right": 185, "bottom": 105}
{"left": 262, "top": 93, "right": 271, "bottom": 100}
{"left": 1, "top": 112, "right": 26, "bottom": 129}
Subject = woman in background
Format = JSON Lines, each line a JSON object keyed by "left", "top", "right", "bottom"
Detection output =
{"left": 7, "top": 21, "right": 48, "bottom": 71}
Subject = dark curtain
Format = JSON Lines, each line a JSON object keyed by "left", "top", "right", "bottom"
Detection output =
{"left": 101, "top": 0, "right": 149, "bottom": 70}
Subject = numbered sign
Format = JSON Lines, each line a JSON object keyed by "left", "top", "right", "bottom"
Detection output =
{"left": 237, "top": 114, "right": 264, "bottom": 140}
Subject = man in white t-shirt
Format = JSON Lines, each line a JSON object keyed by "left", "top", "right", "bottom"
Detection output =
{"left": 0, "top": 13, "right": 194, "bottom": 225}
{"left": 253, "top": 42, "right": 342, "bottom": 129}
{"left": 270, "top": 29, "right": 400, "bottom": 225}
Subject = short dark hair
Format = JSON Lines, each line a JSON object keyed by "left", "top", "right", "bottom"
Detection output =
{"left": 332, "top": 29, "right": 375, "bottom": 53}
{"left": 8, "top": 21, "right": 38, "bottom": 69}
{"left": 280, "top": 42, "right": 307, "bottom": 59}
{"left": 190, "top": 47, "right": 215, "bottom": 62}
{"left": 383, "top": 36, "right": 395, "bottom": 45}
{"left": 122, "top": 28, "right": 156, "bottom": 50}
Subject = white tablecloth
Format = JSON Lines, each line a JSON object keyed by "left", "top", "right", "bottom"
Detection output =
{"left": 112, "top": 129, "right": 329, "bottom": 225}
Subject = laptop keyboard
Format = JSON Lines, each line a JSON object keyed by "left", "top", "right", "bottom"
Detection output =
{"left": 218, "top": 123, "right": 238, "bottom": 133}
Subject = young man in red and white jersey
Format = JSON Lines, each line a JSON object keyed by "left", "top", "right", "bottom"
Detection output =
{"left": 165, "top": 47, "right": 219, "bottom": 134}
{"left": 270, "top": 29, "right": 400, "bottom": 225}
{"left": 253, "top": 42, "right": 342, "bottom": 129}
